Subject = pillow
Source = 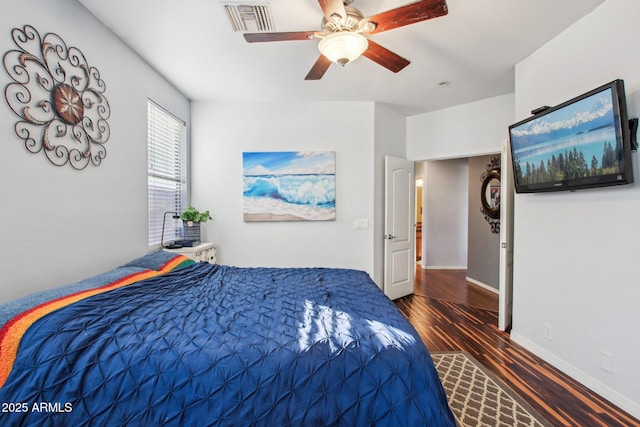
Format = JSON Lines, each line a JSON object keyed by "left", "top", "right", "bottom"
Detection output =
{"left": 118, "top": 250, "right": 184, "bottom": 271}
{"left": 0, "top": 266, "right": 148, "bottom": 329}
{"left": 1, "top": 252, "right": 193, "bottom": 329}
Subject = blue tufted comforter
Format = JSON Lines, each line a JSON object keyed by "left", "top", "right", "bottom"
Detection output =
{"left": 0, "top": 262, "right": 454, "bottom": 426}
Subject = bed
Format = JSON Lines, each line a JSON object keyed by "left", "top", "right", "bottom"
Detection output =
{"left": 0, "top": 252, "right": 455, "bottom": 426}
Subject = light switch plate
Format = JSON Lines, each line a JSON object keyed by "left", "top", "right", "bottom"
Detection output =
{"left": 354, "top": 218, "right": 369, "bottom": 229}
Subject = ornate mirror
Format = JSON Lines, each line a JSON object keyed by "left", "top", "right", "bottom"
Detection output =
{"left": 480, "top": 156, "right": 500, "bottom": 233}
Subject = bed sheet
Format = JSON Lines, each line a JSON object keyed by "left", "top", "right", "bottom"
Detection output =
{"left": 0, "top": 262, "right": 454, "bottom": 426}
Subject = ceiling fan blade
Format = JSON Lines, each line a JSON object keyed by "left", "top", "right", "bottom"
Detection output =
{"left": 305, "top": 55, "right": 332, "bottom": 80}
{"left": 362, "top": 0, "right": 448, "bottom": 34}
{"left": 317, "top": 0, "right": 347, "bottom": 22}
{"left": 362, "top": 40, "right": 410, "bottom": 73}
{"left": 244, "top": 31, "right": 316, "bottom": 43}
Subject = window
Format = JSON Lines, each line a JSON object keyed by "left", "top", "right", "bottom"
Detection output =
{"left": 147, "top": 100, "right": 187, "bottom": 246}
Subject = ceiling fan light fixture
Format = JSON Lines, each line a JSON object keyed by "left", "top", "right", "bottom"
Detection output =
{"left": 318, "top": 31, "right": 368, "bottom": 66}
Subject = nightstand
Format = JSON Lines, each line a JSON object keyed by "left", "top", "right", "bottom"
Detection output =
{"left": 163, "top": 242, "right": 216, "bottom": 264}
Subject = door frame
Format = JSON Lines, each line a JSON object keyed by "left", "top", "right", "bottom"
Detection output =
{"left": 498, "top": 140, "right": 515, "bottom": 331}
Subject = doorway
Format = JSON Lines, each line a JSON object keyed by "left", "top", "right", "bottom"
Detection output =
{"left": 415, "top": 155, "right": 507, "bottom": 325}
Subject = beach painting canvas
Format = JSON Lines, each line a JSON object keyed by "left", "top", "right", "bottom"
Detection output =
{"left": 243, "top": 151, "right": 336, "bottom": 222}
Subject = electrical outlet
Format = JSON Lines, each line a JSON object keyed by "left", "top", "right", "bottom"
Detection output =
{"left": 544, "top": 323, "right": 552, "bottom": 341}
{"left": 601, "top": 351, "right": 614, "bottom": 373}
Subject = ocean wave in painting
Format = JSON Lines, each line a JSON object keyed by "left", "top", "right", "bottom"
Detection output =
{"left": 244, "top": 175, "right": 335, "bottom": 206}
{"left": 243, "top": 174, "right": 336, "bottom": 221}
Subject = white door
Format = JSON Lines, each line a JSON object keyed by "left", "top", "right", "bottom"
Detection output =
{"left": 499, "top": 140, "right": 515, "bottom": 331}
{"left": 384, "top": 156, "right": 415, "bottom": 300}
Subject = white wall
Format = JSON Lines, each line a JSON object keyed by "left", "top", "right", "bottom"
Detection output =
{"left": 423, "top": 159, "right": 469, "bottom": 268}
{"left": 190, "top": 101, "right": 376, "bottom": 277}
{"left": 407, "top": 93, "right": 515, "bottom": 161}
{"left": 373, "top": 104, "right": 407, "bottom": 286}
{"left": 510, "top": 0, "right": 640, "bottom": 417}
{"left": 0, "top": 0, "right": 190, "bottom": 302}
{"left": 406, "top": 91, "right": 513, "bottom": 272}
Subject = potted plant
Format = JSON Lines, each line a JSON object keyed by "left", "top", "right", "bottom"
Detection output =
{"left": 179, "top": 206, "right": 212, "bottom": 245}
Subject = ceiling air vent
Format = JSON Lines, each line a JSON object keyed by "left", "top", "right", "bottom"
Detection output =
{"left": 223, "top": 3, "right": 275, "bottom": 32}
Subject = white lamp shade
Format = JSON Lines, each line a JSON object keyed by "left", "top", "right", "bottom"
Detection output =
{"left": 318, "top": 32, "right": 368, "bottom": 66}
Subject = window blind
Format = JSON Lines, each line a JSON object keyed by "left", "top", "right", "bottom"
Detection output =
{"left": 147, "top": 100, "right": 187, "bottom": 246}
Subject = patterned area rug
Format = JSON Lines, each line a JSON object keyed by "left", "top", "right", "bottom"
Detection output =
{"left": 431, "top": 352, "right": 553, "bottom": 427}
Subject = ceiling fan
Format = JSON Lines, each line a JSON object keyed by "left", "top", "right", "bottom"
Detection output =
{"left": 243, "top": 0, "right": 448, "bottom": 80}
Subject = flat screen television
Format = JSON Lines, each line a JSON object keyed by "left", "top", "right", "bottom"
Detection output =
{"left": 508, "top": 79, "right": 634, "bottom": 193}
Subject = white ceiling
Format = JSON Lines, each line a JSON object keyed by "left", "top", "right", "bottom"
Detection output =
{"left": 78, "top": 0, "right": 604, "bottom": 116}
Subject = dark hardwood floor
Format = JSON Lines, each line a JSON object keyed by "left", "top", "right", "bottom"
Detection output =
{"left": 394, "top": 265, "right": 639, "bottom": 427}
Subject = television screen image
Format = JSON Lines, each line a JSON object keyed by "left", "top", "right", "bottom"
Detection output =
{"left": 508, "top": 80, "right": 633, "bottom": 193}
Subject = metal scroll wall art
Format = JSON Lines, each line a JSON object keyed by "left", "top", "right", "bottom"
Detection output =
{"left": 3, "top": 25, "right": 111, "bottom": 170}
{"left": 480, "top": 155, "right": 501, "bottom": 233}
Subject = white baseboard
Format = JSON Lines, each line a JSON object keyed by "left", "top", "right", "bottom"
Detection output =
{"left": 510, "top": 331, "right": 640, "bottom": 420}
{"left": 423, "top": 265, "right": 467, "bottom": 270}
{"left": 465, "top": 277, "right": 499, "bottom": 294}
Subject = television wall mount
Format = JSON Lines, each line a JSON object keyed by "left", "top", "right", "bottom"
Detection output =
{"left": 531, "top": 105, "right": 551, "bottom": 115}
{"left": 629, "top": 118, "right": 638, "bottom": 151}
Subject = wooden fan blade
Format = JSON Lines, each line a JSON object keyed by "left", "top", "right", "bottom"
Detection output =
{"left": 362, "top": 40, "right": 410, "bottom": 73}
{"left": 363, "top": 0, "right": 448, "bottom": 34}
{"left": 317, "top": 0, "right": 347, "bottom": 22}
{"left": 305, "top": 55, "right": 332, "bottom": 80}
{"left": 244, "top": 31, "right": 316, "bottom": 43}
